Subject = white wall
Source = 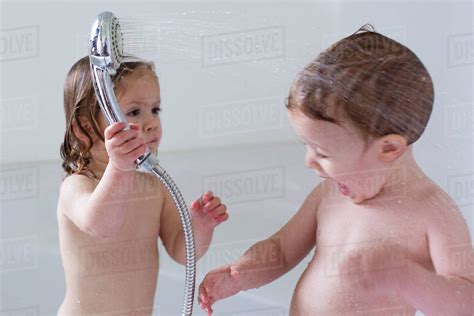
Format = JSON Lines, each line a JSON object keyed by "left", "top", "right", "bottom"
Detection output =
{"left": 0, "top": 0, "right": 472, "bottom": 315}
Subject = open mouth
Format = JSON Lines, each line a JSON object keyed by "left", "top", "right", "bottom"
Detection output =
{"left": 337, "top": 182, "right": 350, "bottom": 196}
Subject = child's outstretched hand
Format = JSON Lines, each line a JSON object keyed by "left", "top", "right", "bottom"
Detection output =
{"left": 190, "top": 191, "right": 228, "bottom": 230}
{"left": 104, "top": 122, "right": 146, "bottom": 172}
{"left": 198, "top": 264, "right": 242, "bottom": 315}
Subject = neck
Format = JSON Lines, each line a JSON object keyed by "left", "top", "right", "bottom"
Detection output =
{"left": 353, "top": 146, "right": 425, "bottom": 204}
{"left": 382, "top": 146, "right": 426, "bottom": 200}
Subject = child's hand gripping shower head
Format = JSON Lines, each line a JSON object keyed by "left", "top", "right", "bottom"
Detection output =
{"left": 88, "top": 11, "right": 196, "bottom": 316}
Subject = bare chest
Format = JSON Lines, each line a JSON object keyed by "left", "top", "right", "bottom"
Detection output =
{"left": 315, "top": 193, "right": 433, "bottom": 269}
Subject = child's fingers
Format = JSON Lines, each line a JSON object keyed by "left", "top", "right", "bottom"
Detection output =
{"left": 202, "top": 191, "right": 214, "bottom": 203}
{"left": 128, "top": 123, "right": 140, "bottom": 130}
{"left": 126, "top": 143, "right": 147, "bottom": 161}
{"left": 209, "top": 204, "right": 227, "bottom": 218}
{"left": 203, "top": 197, "right": 221, "bottom": 212}
{"left": 107, "top": 129, "right": 139, "bottom": 149}
{"left": 229, "top": 265, "right": 240, "bottom": 279}
{"left": 198, "top": 281, "right": 212, "bottom": 304}
{"left": 213, "top": 212, "right": 229, "bottom": 224}
{"left": 206, "top": 304, "right": 213, "bottom": 316}
{"left": 119, "top": 137, "right": 145, "bottom": 154}
{"left": 104, "top": 122, "right": 128, "bottom": 140}
{"left": 190, "top": 200, "right": 200, "bottom": 211}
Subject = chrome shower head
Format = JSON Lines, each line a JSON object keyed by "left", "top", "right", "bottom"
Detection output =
{"left": 89, "top": 11, "right": 123, "bottom": 75}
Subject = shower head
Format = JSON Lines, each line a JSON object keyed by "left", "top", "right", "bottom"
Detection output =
{"left": 88, "top": 11, "right": 132, "bottom": 131}
{"left": 89, "top": 11, "right": 123, "bottom": 75}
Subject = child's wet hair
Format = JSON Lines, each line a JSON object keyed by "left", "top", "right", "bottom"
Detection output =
{"left": 286, "top": 24, "right": 434, "bottom": 145}
{"left": 60, "top": 56, "right": 157, "bottom": 179}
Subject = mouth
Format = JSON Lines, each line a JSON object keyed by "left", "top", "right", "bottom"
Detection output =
{"left": 336, "top": 182, "right": 350, "bottom": 196}
{"left": 146, "top": 138, "right": 159, "bottom": 146}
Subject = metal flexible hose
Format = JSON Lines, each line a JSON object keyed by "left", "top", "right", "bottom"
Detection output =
{"left": 150, "top": 164, "right": 196, "bottom": 316}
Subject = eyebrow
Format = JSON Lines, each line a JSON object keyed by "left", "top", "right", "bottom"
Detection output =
{"left": 299, "top": 135, "right": 330, "bottom": 152}
{"left": 125, "top": 98, "right": 161, "bottom": 106}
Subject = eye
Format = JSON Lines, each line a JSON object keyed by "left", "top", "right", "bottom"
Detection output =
{"left": 153, "top": 107, "right": 162, "bottom": 115}
{"left": 127, "top": 109, "right": 140, "bottom": 117}
{"left": 316, "top": 152, "right": 329, "bottom": 159}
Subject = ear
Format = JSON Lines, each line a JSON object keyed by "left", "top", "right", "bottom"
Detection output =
{"left": 377, "top": 134, "right": 407, "bottom": 162}
{"left": 71, "top": 117, "right": 99, "bottom": 145}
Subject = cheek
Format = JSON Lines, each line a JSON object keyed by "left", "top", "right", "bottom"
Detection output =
{"left": 157, "top": 121, "right": 163, "bottom": 138}
{"left": 320, "top": 160, "right": 348, "bottom": 178}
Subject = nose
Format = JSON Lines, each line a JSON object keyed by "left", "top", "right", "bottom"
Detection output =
{"left": 305, "top": 147, "right": 323, "bottom": 171}
{"left": 142, "top": 114, "right": 160, "bottom": 133}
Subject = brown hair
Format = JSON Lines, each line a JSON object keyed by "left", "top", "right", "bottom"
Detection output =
{"left": 60, "top": 56, "right": 157, "bottom": 179}
{"left": 286, "top": 25, "right": 434, "bottom": 145}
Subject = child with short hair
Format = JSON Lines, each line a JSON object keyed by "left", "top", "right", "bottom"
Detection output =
{"left": 198, "top": 26, "right": 474, "bottom": 315}
{"left": 58, "top": 57, "right": 229, "bottom": 315}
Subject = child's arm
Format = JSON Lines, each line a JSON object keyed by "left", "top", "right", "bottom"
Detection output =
{"left": 198, "top": 182, "right": 324, "bottom": 314}
{"left": 59, "top": 122, "right": 146, "bottom": 238}
{"left": 395, "top": 206, "right": 474, "bottom": 315}
{"left": 159, "top": 190, "right": 228, "bottom": 265}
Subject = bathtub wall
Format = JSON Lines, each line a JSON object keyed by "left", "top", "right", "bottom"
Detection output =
{"left": 1, "top": 1, "right": 472, "bottom": 315}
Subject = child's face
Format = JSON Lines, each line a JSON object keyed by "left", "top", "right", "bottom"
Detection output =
{"left": 99, "top": 70, "right": 162, "bottom": 155}
{"left": 288, "top": 109, "right": 387, "bottom": 203}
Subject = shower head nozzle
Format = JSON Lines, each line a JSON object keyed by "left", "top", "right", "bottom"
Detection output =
{"left": 89, "top": 11, "right": 123, "bottom": 75}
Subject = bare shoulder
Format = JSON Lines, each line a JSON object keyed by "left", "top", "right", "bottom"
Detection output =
{"left": 58, "top": 174, "right": 98, "bottom": 210}
{"left": 419, "top": 178, "right": 473, "bottom": 278}
{"left": 316, "top": 179, "right": 341, "bottom": 207}
{"left": 421, "top": 180, "right": 465, "bottom": 223}
{"left": 420, "top": 179, "right": 471, "bottom": 244}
